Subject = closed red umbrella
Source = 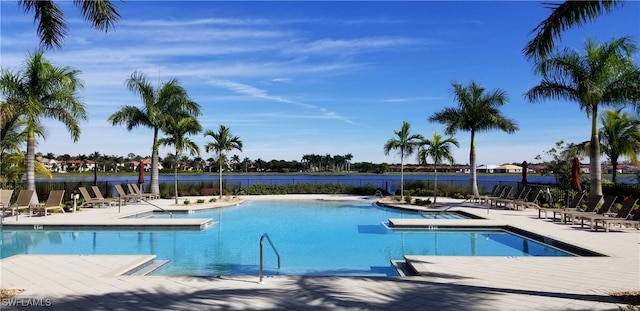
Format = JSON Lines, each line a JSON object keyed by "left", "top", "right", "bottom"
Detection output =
{"left": 521, "top": 161, "right": 528, "bottom": 186}
{"left": 570, "top": 156, "right": 581, "bottom": 191}
{"left": 138, "top": 161, "right": 145, "bottom": 185}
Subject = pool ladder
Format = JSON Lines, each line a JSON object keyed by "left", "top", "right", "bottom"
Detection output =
{"left": 259, "top": 233, "right": 281, "bottom": 282}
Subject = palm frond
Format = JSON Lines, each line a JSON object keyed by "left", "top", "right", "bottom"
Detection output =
{"left": 523, "top": 0, "right": 624, "bottom": 60}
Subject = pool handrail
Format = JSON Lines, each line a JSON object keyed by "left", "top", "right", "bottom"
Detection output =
{"left": 118, "top": 197, "right": 173, "bottom": 217}
{"left": 259, "top": 233, "right": 281, "bottom": 282}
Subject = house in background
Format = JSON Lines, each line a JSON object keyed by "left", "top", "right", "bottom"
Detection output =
{"left": 495, "top": 164, "right": 523, "bottom": 173}
{"left": 476, "top": 164, "right": 499, "bottom": 173}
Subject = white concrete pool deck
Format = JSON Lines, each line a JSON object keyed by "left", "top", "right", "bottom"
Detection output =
{"left": 1, "top": 195, "right": 639, "bottom": 310}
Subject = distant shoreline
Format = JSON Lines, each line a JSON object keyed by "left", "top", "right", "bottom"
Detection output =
{"left": 41, "top": 171, "right": 633, "bottom": 180}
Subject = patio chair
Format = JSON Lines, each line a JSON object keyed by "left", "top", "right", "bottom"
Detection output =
{"left": 114, "top": 184, "right": 141, "bottom": 203}
{"left": 513, "top": 186, "right": 543, "bottom": 210}
{"left": 129, "top": 184, "right": 159, "bottom": 200}
{"left": 4, "top": 189, "right": 35, "bottom": 217}
{"left": 495, "top": 186, "right": 533, "bottom": 210}
{"left": 556, "top": 194, "right": 603, "bottom": 224}
{"left": 485, "top": 185, "right": 513, "bottom": 207}
{"left": 585, "top": 196, "right": 639, "bottom": 231}
{"left": 506, "top": 186, "right": 542, "bottom": 210}
{"left": 30, "top": 190, "right": 65, "bottom": 217}
{"left": 594, "top": 197, "right": 640, "bottom": 232}
{"left": 535, "top": 192, "right": 584, "bottom": 219}
{"left": 91, "top": 186, "right": 118, "bottom": 205}
{"left": 565, "top": 195, "right": 615, "bottom": 225}
{"left": 79, "top": 187, "right": 114, "bottom": 208}
{"left": 0, "top": 189, "right": 14, "bottom": 213}
{"left": 471, "top": 185, "right": 501, "bottom": 204}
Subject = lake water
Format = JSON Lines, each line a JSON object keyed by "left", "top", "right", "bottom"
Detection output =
{"left": 39, "top": 173, "right": 634, "bottom": 194}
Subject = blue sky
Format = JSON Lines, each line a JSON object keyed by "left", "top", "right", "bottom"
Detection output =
{"left": 1, "top": 1, "right": 639, "bottom": 166}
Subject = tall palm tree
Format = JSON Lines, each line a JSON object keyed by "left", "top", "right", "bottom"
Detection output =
{"left": 591, "top": 109, "right": 640, "bottom": 183}
{"left": 526, "top": 37, "right": 640, "bottom": 197}
{"left": 418, "top": 131, "right": 459, "bottom": 203}
{"left": 203, "top": 125, "right": 243, "bottom": 198}
{"left": 17, "top": 0, "right": 121, "bottom": 49}
{"left": 524, "top": 0, "right": 625, "bottom": 60}
{"left": 383, "top": 121, "right": 424, "bottom": 200}
{"left": 108, "top": 71, "right": 201, "bottom": 195}
{"left": 430, "top": 81, "right": 518, "bottom": 196}
{"left": 158, "top": 116, "right": 201, "bottom": 204}
{"left": 0, "top": 50, "right": 86, "bottom": 192}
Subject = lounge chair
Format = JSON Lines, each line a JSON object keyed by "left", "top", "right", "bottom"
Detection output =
{"left": 129, "top": 184, "right": 159, "bottom": 200}
{"left": 0, "top": 189, "right": 15, "bottom": 218}
{"left": 485, "top": 186, "right": 513, "bottom": 207}
{"left": 79, "top": 187, "right": 115, "bottom": 208}
{"left": 555, "top": 194, "right": 603, "bottom": 224}
{"left": 114, "top": 184, "right": 141, "bottom": 203}
{"left": 30, "top": 190, "right": 65, "bottom": 217}
{"left": 4, "top": 189, "right": 35, "bottom": 217}
{"left": 535, "top": 192, "right": 585, "bottom": 219}
{"left": 91, "top": 186, "right": 118, "bottom": 205}
{"left": 513, "top": 186, "right": 543, "bottom": 210}
{"left": 587, "top": 197, "right": 639, "bottom": 231}
{"left": 564, "top": 195, "right": 614, "bottom": 225}
{"left": 493, "top": 186, "right": 530, "bottom": 209}
{"left": 593, "top": 198, "right": 640, "bottom": 232}
{"left": 470, "top": 185, "right": 501, "bottom": 204}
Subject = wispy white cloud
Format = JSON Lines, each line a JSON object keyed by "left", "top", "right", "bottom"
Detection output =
{"left": 290, "top": 37, "right": 423, "bottom": 56}
{"left": 208, "top": 79, "right": 357, "bottom": 125}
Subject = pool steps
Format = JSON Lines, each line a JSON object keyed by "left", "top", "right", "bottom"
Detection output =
{"left": 124, "top": 260, "right": 170, "bottom": 276}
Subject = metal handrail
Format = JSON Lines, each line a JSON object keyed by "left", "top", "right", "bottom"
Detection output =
{"left": 259, "top": 233, "right": 281, "bottom": 282}
{"left": 144, "top": 199, "right": 172, "bottom": 217}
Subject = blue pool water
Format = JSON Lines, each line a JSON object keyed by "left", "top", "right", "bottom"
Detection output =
{"left": 0, "top": 200, "right": 572, "bottom": 276}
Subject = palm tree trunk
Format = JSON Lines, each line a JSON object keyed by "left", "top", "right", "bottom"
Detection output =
{"left": 400, "top": 153, "right": 405, "bottom": 201}
{"left": 174, "top": 152, "right": 178, "bottom": 205}
{"left": 433, "top": 166, "right": 438, "bottom": 203}
{"left": 151, "top": 128, "right": 160, "bottom": 195}
{"left": 219, "top": 153, "right": 223, "bottom": 199}
{"left": 218, "top": 162, "right": 222, "bottom": 199}
{"left": 611, "top": 158, "right": 618, "bottom": 184}
{"left": 590, "top": 107, "right": 603, "bottom": 198}
{"left": 590, "top": 134, "right": 603, "bottom": 197}
{"left": 470, "top": 131, "right": 479, "bottom": 196}
{"left": 26, "top": 135, "right": 36, "bottom": 191}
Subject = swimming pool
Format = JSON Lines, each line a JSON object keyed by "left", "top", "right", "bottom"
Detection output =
{"left": 0, "top": 200, "right": 574, "bottom": 277}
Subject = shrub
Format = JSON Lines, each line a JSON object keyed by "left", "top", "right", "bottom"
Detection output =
{"left": 209, "top": 198, "right": 216, "bottom": 203}
{"left": 196, "top": 199, "right": 205, "bottom": 204}
{"left": 183, "top": 199, "right": 190, "bottom": 205}
{"left": 404, "top": 196, "right": 412, "bottom": 204}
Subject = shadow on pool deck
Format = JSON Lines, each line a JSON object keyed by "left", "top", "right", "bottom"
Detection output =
{"left": 24, "top": 276, "right": 620, "bottom": 311}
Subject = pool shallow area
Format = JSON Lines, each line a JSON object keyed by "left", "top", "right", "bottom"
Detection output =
{"left": 1, "top": 200, "right": 577, "bottom": 277}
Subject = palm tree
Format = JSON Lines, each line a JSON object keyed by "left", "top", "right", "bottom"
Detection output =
{"left": 587, "top": 109, "right": 640, "bottom": 184}
{"left": 418, "top": 131, "right": 459, "bottom": 203}
{"left": 383, "top": 121, "right": 424, "bottom": 200}
{"left": 17, "top": 0, "right": 121, "bottom": 49}
{"left": 526, "top": 37, "right": 640, "bottom": 198}
{"left": 242, "top": 157, "right": 251, "bottom": 172}
{"left": 430, "top": 81, "right": 518, "bottom": 196}
{"left": 231, "top": 154, "right": 241, "bottom": 171}
{"left": 203, "top": 125, "right": 243, "bottom": 198}
{"left": 158, "top": 116, "right": 201, "bottom": 204}
{"left": 0, "top": 50, "right": 86, "bottom": 192}
{"left": 523, "top": 0, "right": 625, "bottom": 60}
{"left": 108, "top": 71, "right": 201, "bottom": 196}
{"left": 1, "top": 100, "right": 51, "bottom": 185}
